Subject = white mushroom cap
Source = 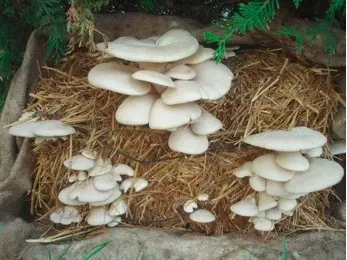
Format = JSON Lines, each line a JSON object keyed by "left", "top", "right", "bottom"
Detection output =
{"left": 149, "top": 99, "right": 201, "bottom": 130}
{"left": 8, "top": 121, "right": 39, "bottom": 137}
{"left": 278, "top": 198, "right": 297, "bottom": 212}
{"left": 257, "top": 192, "right": 278, "bottom": 211}
{"left": 58, "top": 182, "right": 87, "bottom": 206}
{"left": 81, "top": 150, "right": 97, "bottom": 160}
{"left": 165, "top": 64, "right": 196, "bottom": 80}
{"left": 233, "top": 162, "right": 254, "bottom": 178}
{"left": 88, "top": 158, "right": 112, "bottom": 177}
{"left": 229, "top": 196, "right": 259, "bottom": 216}
{"left": 179, "top": 46, "right": 214, "bottom": 64}
{"left": 265, "top": 180, "right": 292, "bottom": 197}
{"left": 249, "top": 175, "right": 266, "bottom": 192}
{"left": 190, "top": 110, "right": 223, "bottom": 135}
{"left": 68, "top": 174, "right": 78, "bottom": 183}
{"left": 168, "top": 126, "right": 209, "bottom": 155}
{"left": 285, "top": 158, "right": 344, "bottom": 193}
{"left": 77, "top": 171, "right": 88, "bottom": 181}
{"left": 330, "top": 140, "right": 346, "bottom": 155}
{"left": 132, "top": 70, "right": 175, "bottom": 88}
{"left": 152, "top": 84, "right": 167, "bottom": 94}
{"left": 243, "top": 127, "right": 327, "bottom": 152}
{"left": 63, "top": 155, "right": 95, "bottom": 171}
{"left": 120, "top": 178, "right": 134, "bottom": 193}
{"left": 256, "top": 211, "right": 266, "bottom": 217}
{"left": 89, "top": 188, "right": 122, "bottom": 206}
{"left": 108, "top": 198, "right": 128, "bottom": 216}
{"left": 189, "top": 209, "right": 216, "bottom": 223}
{"left": 33, "top": 120, "right": 76, "bottom": 137}
{"left": 138, "top": 62, "right": 168, "bottom": 73}
{"left": 252, "top": 217, "right": 274, "bottom": 231}
{"left": 87, "top": 207, "right": 114, "bottom": 226}
{"left": 280, "top": 192, "right": 308, "bottom": 199}
{"left": 197, "top": 194, "right": 209, "bottom": 201}
{"left": 88, "top": 62, "right": 151, "bottom": 95}
{"left": 94, "top": 174, "right": 120, "bottom": 191}
{"left": 68, "top": 180, "right": 115, "bottom": 203}
{"left": 301, "top": 147, "right": 323, "bottom": 157}
{"left": 251, "top": 153, "right": 294, "bottom": 182}
{"left": 265, "top": 207, "right": 282, "bottom": 220}
{"left": 50, "top": 206, "right": 81, "bottom": 225}
{"left": 275, "top": 152, "right": 309, "bottom": 172}
{"left": 104, "top": 29, "right": 199, "bottom": 62}
{"left": 183, "top": 200, "right": 198, "bottom": 213}
{"left": 191, "top": 60, "right": 233, "bottom": 100}
{"left": 161, "top": 80, "right": 202, "bottom": 105}
{"left": 116, "top": 93, "right": 158, "bottom": 125}
{"left": 112, "top": 164, "right": 134, "bottom": 177}
{"left": 133, "top": 178, "right": 148, "bottom": 192}
{"left": 107, "top": 217, "right": 122, "bottom": 227}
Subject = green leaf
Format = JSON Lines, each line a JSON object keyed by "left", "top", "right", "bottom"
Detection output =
{"left": 293, "top": 0, "right": 303, "bottom": 9}
{"left": 58, "top": 244, "right": 72, "bottom": 260}
{"left": 281, "top": 236, "right": 287, "bottom": 260}
{"left": 83, "top": 240, "right": 111, "bottom": 260}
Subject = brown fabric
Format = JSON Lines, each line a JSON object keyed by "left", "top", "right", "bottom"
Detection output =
{"left": 0, "top": 31, "right": 46, "bottom": 221}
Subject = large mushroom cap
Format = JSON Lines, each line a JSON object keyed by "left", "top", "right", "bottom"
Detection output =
{"left": 190, "top": 110, "right": 223, "bottom": 135}
{"left": 189, "top": 209, "right": 216, "bottom": 223}
{"left": 191, "top": 60, "right": 233, "bottom": 100}
{"left": 251, "top": 153, "right": 294, "bottom": 182}
{"left": 165, "top": 64, "right": 196, "bottom": 80}
{"left": 161, "top": 80, "right": 202, "bottom": 105}
{"left": 168, "top": 126, "right": 209, "bottom": 155}
{"left": 94, "top": 174, "right": 120, "bottom": 191}
{"left": 229, "top": 196, "right": 259, "bottom": 216}
{"left": 116, "top": 93, "right": 158, "bottom": 125}
{"left": 149, "top": 98, "right": 201, "bottom": 130}
{"left": 105, "top": 29, "right": 199, "bottom": 62}
{"left": 58, "top": 182, "right": 87, "bottom": 206}
{"left": 275, "top": 152, "right": 309, "bottom": 171}
{"left": 285, "top": 158, "right": 344, "bottom": 193}
{"left": 252, "top": 217, "right": 274, "bottom": 231}
{"left": 8, "top": 121, "right": 39, "bottom": 137}
{"left": 243, "top": 127, "right": 327, "bottom": 152}
{"left": 132, "top": 70, "right": 175, "bottom": 88}
{"left": 68, "top": 180, "right": 115, "bottom": 203}
{"left": 63, "top": 155, "right": 95, "bottom": 171}
{"left": 88, "top": 62, "right": 151, "bottom": 95}
{"left": 33, "top": 120, "right": 76, "bottom": 137}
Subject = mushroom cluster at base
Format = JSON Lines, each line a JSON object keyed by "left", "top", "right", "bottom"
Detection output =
{"left": 8, "top": 112, "right": 76, "bottom": 144}
{"left": 230, "top": 126, "right": 344, "bottom": 232}
{"left": 52, "top": 150, "right": 148, "bottom": 227}
{"left": 183, "top": 194, "right": 216, "bottom": 223}
{"left": 88, "top": 29, "right": 236, "bottom": 155}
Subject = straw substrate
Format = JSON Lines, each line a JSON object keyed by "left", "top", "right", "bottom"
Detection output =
{"left": 28, "top": 48, "right": 344, "bottom": 237}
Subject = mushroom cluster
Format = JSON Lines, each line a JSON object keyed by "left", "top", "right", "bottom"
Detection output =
{"left": 230, "top": 126, "right": 344, "bottom": 231}
{"left": 55, "top": 150, "right": 147, "bottom": 227}
{"left": 88, "top": 29, "right": 235, "bottom": 155}
{"left": 8, "top": 112, "right": 76, "bottom": 144}
{"left": 183, "top": 194, "right": 216, "bottom": 223}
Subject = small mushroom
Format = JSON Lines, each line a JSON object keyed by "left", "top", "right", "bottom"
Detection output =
{"left": 243, "top": 127, "right": 327, "bottom": 152}
{"left": 63, "top": 155, "right": 95, "bottom": 171}
{"left": 107, "top": 217, "right": 122, "bottom": 227}
{"left": 301, "top": 147, "right": 323, "bottom": 157}
{"left": 94, "top": 174, "right": 120, "bottom": 191}
{"left": 108, "top": 198, "right": 128, "bottom": 216}
{"left": 161, "top": 80, "right": 202, "bottom": 105}
{"left": 278, "top": 198, "right": 297, "bottom": 212}
{"left": 183, "top": 200, "right": 198, "bottom": 213}
{"left": 58, "top": 182, "right": 87, "bottom": 206}
{"left": 120, "top": 178, "right": 133, "bottom": 193}
{"left": 252, "top": 217, "right": 274, "bottom": 231}
{"left": 251, "top": 153, "right": 294, "bottom": 182}
{"left": 190, "top": 110, "right": 223, "bottom": 135}
{"left": 168, "top": 126, "right": 209, "bottom": 155}
{"left": 265, "top": 207, "right": 282, "bottom": 220}
{"left": 50, "top": 206, "right": 81, "bottom": 225}
{"left": 165, "top": 64, "right": 196, "bottom": 80}
{"left": 257, "top": 192, "right": 277, "bottom": 211}
{"left": 249, "top": 175, "right": 266, "bottom": 192}
{"left": 77, "top": 171, "right": 88, "bottom": 181}
{"left": 88, "top": 158, "right": 112, "bottom": 177}
{"left": 33, "top": 120, "right": 76, "bottom": 137}
{"left": 265, "top": 180, "right": 292, "bottom": 197}
{"left": 81, "top": 150, "right": 97, "bottom": 160}
{"left": 133, "top": 178, "right": 148, "bottom": 192}
{"left": 275, "top": 152, "right": 309, "bottom": 172}
{"left": 86, "top": 207, "right": 114, "bottom": 226}
{"left": 229, "top": 195, "right": 259, "bottom": 217}
{"left": 330, "top": 140, "right": 346, "bottom": 155}
{"left": 233, "top": 162, "right": 253, "bottom": 178}
{"left": 197, "top": 194, "right": 209, "bottom": 202}
{"left": 178, "top": 46, "right": 214, "bottom": 64}
{"left": 112, "top": 164, "right": 134, "bottom": 177}
{"left": 68, "top": 174, "right": 78, "bottom": 183}
{"left": 132, "top": 70, "right": 175, "bottom": 88}
{"left": 189, "top": 209, "right": 216, "bottom": 223}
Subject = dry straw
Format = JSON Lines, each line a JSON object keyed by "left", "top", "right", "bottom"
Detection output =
{"left": 27, "top": 48, "right": 344, "bottom": 240}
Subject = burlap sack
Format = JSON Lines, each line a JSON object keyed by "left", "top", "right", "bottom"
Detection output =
{"left": 0, "top": 15, "right": 345, "bottom": 260}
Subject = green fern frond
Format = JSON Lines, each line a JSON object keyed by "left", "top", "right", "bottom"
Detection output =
{"left": 293, "top": 0, "right": 304, "bottom": 9}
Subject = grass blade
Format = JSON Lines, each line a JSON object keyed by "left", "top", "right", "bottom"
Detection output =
{"left": 83, "top": 240, "right": 111, "bottom": 260}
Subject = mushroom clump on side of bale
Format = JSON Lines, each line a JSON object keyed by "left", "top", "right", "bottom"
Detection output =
{"left": 229, "top": 126, "right": 345, "bottom": 232}
{"left": 55, "top": 151, "right": 147, "bottom": 226}
{"left": 182, "top": 193, "right": 216, "bottom": 224}
{"left": 88, "top": 29, "right": 236, "bottom": 155}
{"left": 7, "top": 111, "right": 76, "bottom": 144}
